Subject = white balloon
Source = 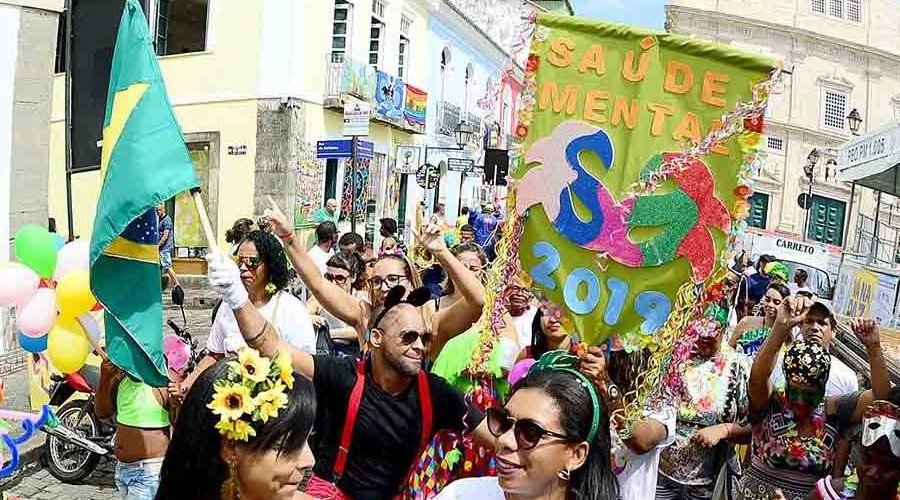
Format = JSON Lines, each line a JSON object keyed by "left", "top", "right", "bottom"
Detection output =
{"left": 0, "top": 262, "right": 40, "bottom": 307}
{"left": 17, "top": 288, "right": 57, "bottom": 337}
{"left": 54, "top": 240, "right": 90, "bottom": 281}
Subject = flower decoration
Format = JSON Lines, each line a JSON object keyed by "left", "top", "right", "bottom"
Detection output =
{"left": 744, "top": 115, "right": 765, "bottom": 133}
{"left": 734, "top": 185, "right": 752, "bottom": 199}
{"left": 208, "top": 348, "right": 294, "bottom": 442}
{"left": 525, "top": 54, "right": 540, "bottom": 75}
{"left": 264, "top": 283, "right": 277, "bottom": 295}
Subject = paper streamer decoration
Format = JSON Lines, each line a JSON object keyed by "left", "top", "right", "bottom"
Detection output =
{"left": 510, "top": 14, "right": 774, "bottom": 347}
{"left": 0, "top": 405, "right": 56, "bottom": 478}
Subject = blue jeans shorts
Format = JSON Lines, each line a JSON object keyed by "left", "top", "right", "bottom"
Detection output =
{"left": 115, "top": 457, "right": 164, "bottom": 500}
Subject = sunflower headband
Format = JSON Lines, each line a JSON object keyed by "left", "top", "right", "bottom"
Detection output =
{"left": 528, "top": 350, "right": 601, "bottom": 443}
{"left": 208, "top": 348, "right": 295, "bottom": 442}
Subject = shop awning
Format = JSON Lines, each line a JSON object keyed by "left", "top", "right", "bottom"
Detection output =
{"left": 837, "top": 120, "right": 900, "bottom": 196}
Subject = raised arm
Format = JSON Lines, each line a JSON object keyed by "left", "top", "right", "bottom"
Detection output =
{"left": 749, "top": 296, "right": 805, "bottom": 415}
{"left": 263, "top": 197, "right": 366, "bottom": 332}
{"left": 847, "top": 317, "right": 892, "bottom": 422}
{"left": 415, "top": 223, "right": 486, "bottom": 352}
{"left": 206, "top": 252, "right": 315, "bottom": 379}
{"left": 728, "top": 317, "right": 752, "bottom": 348}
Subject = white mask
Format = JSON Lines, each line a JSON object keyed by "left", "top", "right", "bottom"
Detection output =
{"left": 861, "top": 401, "right": 900, "bottom": 458}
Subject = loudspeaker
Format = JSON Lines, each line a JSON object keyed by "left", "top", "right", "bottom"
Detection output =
{"left": 69, "top": 0, "right": 149, "bottom": 172}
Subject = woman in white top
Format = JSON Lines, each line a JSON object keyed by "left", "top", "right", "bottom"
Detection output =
{"left": 436, "top": 351, "right": 618, "bottom": 500}
{"left": 187, "top": 231, "right": 316, "bottom": 388}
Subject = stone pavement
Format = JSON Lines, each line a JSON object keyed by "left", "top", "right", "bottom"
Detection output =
{"left": 1, "top": 285, "right": 215, "bottom": 499}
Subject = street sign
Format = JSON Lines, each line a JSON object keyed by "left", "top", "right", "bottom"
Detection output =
{"left": 447, "top": 157, "right": 474, "bottom": 173}
{"left": 316, "top": 139, "right": 374, "bottom": 160}
{"left": 343, "top": 99, "right": 371, "bottom": 137}
{"left": 798, "top": 193, "right": 811, "bottom": 209}
{"left": 395, "top": 146, "right": 421, "bottom": 174}
{"left": 416, "top": 163, "right": 440, "bottom": 189}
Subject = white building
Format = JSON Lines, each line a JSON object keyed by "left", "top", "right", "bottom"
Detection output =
{"left": 667, "top": 0, "right": 900, "bottom": 254}
{"left": 1, "top": 0, "right": 61, "bottom": 351}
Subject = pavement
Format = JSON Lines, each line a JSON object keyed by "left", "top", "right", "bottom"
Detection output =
{"left": 1, "top": 282, "right": 215, "bottom": 499}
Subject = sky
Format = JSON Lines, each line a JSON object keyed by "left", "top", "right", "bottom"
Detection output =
{"left": 570, "top": 0, "right": 667, "bottom": 29}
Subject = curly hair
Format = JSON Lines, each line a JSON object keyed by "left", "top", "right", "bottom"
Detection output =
{"left": 225, "top": 218, "right": 255, "bottom": 245}
{"left": 239, "top": 230, "right": 290, "bottom": 291}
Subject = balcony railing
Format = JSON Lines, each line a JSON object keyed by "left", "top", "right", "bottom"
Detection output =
{"left": 437, "top": 101, "right": 461, "bottom": 138}
{"left": 324, "top": 55, "right": 427, "bottom": 134}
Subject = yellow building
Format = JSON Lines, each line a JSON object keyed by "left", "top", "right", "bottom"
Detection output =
{"left": 48, "top": 0, "right": 432, "bottom": 270}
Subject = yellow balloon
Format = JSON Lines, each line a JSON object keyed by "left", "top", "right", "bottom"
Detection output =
{"left": 56, "top": 269, "right": 96, "bottom": 319}
{"left": 47, "top": 320, "right": 90, "bottom": 374}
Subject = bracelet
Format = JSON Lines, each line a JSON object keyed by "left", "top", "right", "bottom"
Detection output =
{"left": 246, "top": 321, "right": 271, "bottom": 349}
{"left": 276, "top": 229, "right": 294, "bottom": 240}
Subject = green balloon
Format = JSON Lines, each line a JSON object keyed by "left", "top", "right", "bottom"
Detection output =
{"left": 14, "top": 225, "right": 58, "bottom": 278}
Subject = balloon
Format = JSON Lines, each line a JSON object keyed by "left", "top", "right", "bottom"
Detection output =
{"left": 16, "top": 289, "right": 56, "bottom": 337}
{"left": 0, "top": 262, "right": 40, "bottom": 307}
{"left": 13, "top": 225, "right": 58, "bottom": 278}
{"left": 53, "top": 234, "right": 65, "bottom": 250}
{"left": 54, "top": 240, "right": 89, "bottom": 281}
{"left": 47, "top": 320, "right": 90, "bottom": 374}
{"left": 56, "top": 270, "right": 95, "bottom": 319}
{"left": 17, "top": 332, "right": 47, "bottom": 353}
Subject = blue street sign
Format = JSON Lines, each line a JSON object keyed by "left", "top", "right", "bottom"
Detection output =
{"left": 316, "top": 139, "right": 374, "bottom": 160}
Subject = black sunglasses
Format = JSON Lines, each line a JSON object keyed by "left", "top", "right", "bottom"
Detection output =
{"left": 369, "top": 274, "right": 407, "bottom": 289}
{"left": 234, "top": 255, "right": 263, "bottom": 271}
{"left": 486, "top": 407, "right": 570, "bottom": 450}
{"left": 399, "top": 329, "right": 432, "bottom": 346}
{"left": 324, "top": 272, "right": 349, "bottom": 285}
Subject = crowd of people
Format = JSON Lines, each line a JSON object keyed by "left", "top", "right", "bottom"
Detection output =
{"left": 91, "top": 199, "right": 899, "bottom": 500}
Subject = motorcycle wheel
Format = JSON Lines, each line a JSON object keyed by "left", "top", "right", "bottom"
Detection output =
{"left": 45, "top": 399, "right": 102, "bottom": 483}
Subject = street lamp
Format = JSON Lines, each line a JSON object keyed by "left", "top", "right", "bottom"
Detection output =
{"left": 847, "top": 108, "right": 863, "bottom": 136}
{"left": 803, "top": 148, "right": 822, "bottom": 242}
{"left": 423, "top": 121, "right": 474, "bottom": 216}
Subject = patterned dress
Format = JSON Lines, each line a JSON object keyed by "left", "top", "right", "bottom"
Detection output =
{"left": 738, "top": 391, "right": 858, "bottom": 500}
{"left": 736, "top": 326, "right": 771, "bottom": 357}
{"left": 659, "top": 349, "right": 750, "bottom": 488}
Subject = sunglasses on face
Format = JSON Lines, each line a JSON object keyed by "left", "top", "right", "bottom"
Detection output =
{"left": 369, "top": 274, "right": 407, "bottom": 289}
{"left": 786, "top": 385, "right": 824, "bottom": 407}
{"left": 233, "top": 255, "right": 262, "bottom": 271}
{"left": 399, "top": 329, "right": 432, "bottom": 346}
{"left": 325, "top": 272, "right": 350, "bottom": 285}
{"left": 486, "top": 407, "right": 570, "bottom": 450}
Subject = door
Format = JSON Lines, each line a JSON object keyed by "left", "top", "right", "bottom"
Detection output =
{"left": 748, "top": 192, "right": 769, "bottom": 229}
{"left": 807, "top": 195, "right": 846, "bottom": 246}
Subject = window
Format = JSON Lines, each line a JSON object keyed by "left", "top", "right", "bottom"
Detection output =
{"left": 848, "top": 0, "right": 861, "bottom": 21}
{"left": 398, "top": 37, "right": 409, "bottom": 78}
{"left": 464, "top": 64, "right": 474, "bottom": 114}
{"left": 807, "top": 195, "right": 846, "bottom": 245}
{"left": 821, "top": 89, "right": 848, "bottom": 132}
{"left": 369, "top": 18, "right": 383, "bottom": 68}
{"left": 440, "top": 47, "right": 451, "bottom": 102}
{"left": 767, "top": 136, "right": 785, "bottom": 154}
{"left": 331, "top": 0, "right": 351, "bottom": 63}
{"left": 812, "top": 0, "right": 861, "bottom": 21}
{"left": 748, "top": 192, "right": 769, "bottom": 229}
{"left": 373, "top": 0, "right": 386, "bottom": 18}
{"left": 154, "top": 0, "right": 208, "bottom": 56}
{"left": 828, "top": 0, "right": 843, "bottom": 17}
{"left": 54, "top": 11, "right": 67, "bottom": 73}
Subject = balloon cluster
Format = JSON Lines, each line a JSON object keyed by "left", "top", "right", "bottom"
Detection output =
{"left": 0, "top": 225, "right": 96, "bottom": 374}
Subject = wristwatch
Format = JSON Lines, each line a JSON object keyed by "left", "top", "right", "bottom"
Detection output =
{"left": 604, "top": 382, "right": 622, "bottom": 401}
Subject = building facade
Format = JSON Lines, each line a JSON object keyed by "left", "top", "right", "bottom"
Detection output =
{"left": 667, "top": 0, "right": 900, "bottom": 254}
{"left": 1, "top": 0, "right": 61, "bottom": 351}
{"left": 48, "top": 0, "right": 570, "bottom": 259}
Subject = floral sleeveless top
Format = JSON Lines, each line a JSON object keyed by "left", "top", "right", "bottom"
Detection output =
{"left": 736, "top": 326, "right": 771, "bottom": 357}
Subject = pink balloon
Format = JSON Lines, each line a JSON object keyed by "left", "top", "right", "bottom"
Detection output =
{"left": 0, "top": 263, "right": 40, "bottom": 307}
{"left": 17, "top": 289, "right": 57, "bottom": 337}
{"left": 53, "top": 240, "right": 90, "bottom": 281}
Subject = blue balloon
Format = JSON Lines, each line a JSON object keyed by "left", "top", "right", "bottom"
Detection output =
{"left": 18, "top": 332, "right": 48, "bottom": 353}
{"left": 53, "top": 233, "right": 65, "bottom": 250}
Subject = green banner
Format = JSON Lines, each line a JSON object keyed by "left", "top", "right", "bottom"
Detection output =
{"left": 514, "top": 15, "right": 774, "bottom": 348}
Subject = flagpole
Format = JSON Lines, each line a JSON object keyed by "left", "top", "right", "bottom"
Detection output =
{"left": 191, "top": 188, "right": 217, "bottom": 250}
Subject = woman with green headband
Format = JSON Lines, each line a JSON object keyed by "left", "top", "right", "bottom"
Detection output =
{"left": 434, "top": 351, "right": 618, "bottom": 500}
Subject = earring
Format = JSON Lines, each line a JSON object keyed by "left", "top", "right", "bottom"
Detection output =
{"left": 557, "top": 468, "right": 571, "bottom": 481}
{"left": 221, "top": 457, "right": 240, "bottom": 500}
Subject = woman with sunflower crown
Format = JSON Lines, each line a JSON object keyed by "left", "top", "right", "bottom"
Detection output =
{"left": 155, "top": 351, "right": 315, "bottom": 500}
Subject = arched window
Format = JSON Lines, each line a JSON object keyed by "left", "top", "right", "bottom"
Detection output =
{"left": 440, "top": 47, "right": 451, "bottom": 102}
{"left": 464, "top": 64, "right": 474, "bottom": 114}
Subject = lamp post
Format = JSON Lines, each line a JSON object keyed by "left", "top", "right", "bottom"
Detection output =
{"left": 803, "top": 148, "right": 822, "bottom": 242}
{"left": 423, "top": 121, "right": 474, "bottom": 217}
{"left": 847, "top": 108, "right": 863, "bottom": 136}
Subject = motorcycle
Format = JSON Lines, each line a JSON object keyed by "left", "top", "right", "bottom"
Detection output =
{"left": 41, "top": 317, "right": 204, "bottom": 483}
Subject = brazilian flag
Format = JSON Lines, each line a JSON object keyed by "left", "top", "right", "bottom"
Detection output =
{"left": 89, "top": 0, "right": 198, "bottom": 387}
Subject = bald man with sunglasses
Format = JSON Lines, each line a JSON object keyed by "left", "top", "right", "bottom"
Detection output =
{"left": 208, "top": 247, "right": 488, "bottom": 499}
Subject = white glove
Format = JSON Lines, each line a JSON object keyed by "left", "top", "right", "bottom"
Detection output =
{"left": 206, "top": 251, "right": 249, "bottom": 310}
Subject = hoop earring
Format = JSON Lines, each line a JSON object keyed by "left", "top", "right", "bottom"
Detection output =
{"left": 221, "top": 457, "right": 240, "bottom": 500}
{"left": 557, "top": 467, "right": 571, "bottom": 481}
